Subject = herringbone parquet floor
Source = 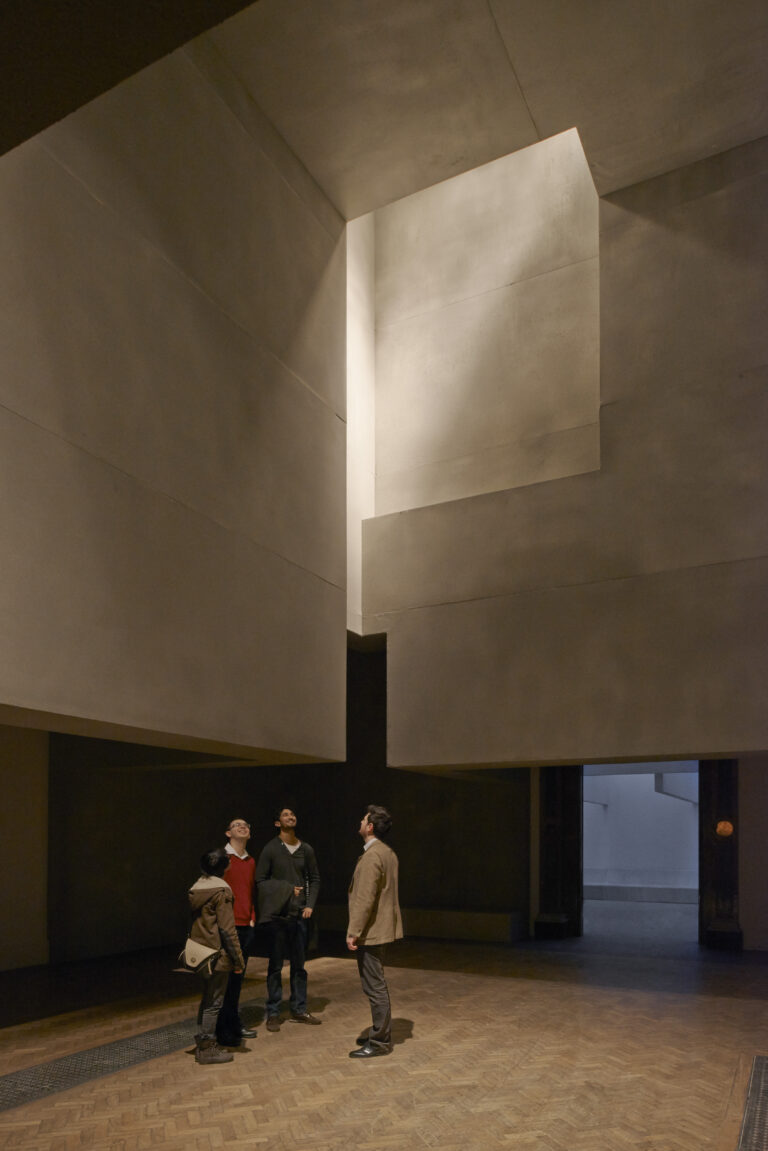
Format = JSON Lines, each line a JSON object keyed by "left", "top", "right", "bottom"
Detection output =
{"left": 0, "top": 940, "right": 766, "bottom": 1151}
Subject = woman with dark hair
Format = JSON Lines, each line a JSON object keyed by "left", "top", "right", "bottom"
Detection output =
{"left": 189, "top": 847, "right": 245, "bottom": 1064}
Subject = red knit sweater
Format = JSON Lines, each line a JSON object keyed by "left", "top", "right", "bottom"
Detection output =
{"left": 225, "top": 853, "right": 256, "bottom": 926}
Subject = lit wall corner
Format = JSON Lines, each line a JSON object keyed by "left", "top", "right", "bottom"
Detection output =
{"left": 373, "top": 129, "right": 601, "bottom": 516}
{"left": 346, "top": 212, "right": 376, "bottom": 635}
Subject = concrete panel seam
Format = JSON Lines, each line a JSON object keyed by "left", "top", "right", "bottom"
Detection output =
{"left": 34, "top": 138, "right": 344, "bottom": 420}
{"left": 0, "top": 398, "right": 346, "bottom": 596}
{"left": 598, "top": 132, "right": 768, "bottom": 202}
{"left": 375, "top": 253, "right": 599, "bottom": 329}
{"left": 180, "top": 43, "right": 346, "bottom": 239}
{"left": 364, "top": 552, "right": 768, "bottom": 619}
{"left": 599, "top": 168, "right": 768, "bottom": 225}
{"left": 374, "top": 421, "right": 601, "bottom": 478}
{"left": 485, "top": 0, "right": 542, "bottom": 142}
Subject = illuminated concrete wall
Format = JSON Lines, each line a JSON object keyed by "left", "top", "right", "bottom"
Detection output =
{"left": 0, "top": 39, "right": 347, "bottom": 762}
{"left": 346, "top": 214, "right": 376, "bottom": 634}
{"left": 365, "top": 137, "right": 768, "bottom": 768}
{"left": 374, "top": 130, "right": 599, "bottom": 514}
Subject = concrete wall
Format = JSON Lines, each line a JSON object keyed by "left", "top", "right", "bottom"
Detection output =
{"left": 739, "top": 757, "right": 768, "bottom": 951}
{"left": 374, "top": 130, "right": 600, "bottom": 514}
{"left": 47, "top": 652, "right": 530, "bottom": 961}
{"left": 365, "top": 136, "right": 768, "bottom": 768}
{"left": 0, "top": 726, "right": 49, "bottom": 970}
{"left": 346, "top": 214, "right": 376, "bottom": 634}
{"left": 0, "top": 37, "right": 347, "bottom": 762}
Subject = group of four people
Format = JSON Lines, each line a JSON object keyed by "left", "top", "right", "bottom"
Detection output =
{"left": 188, "top": 804, "right": 402, "bottom": 1065}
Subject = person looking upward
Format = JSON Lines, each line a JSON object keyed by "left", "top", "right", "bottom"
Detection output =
{"left": 215, "top": 817, "right": 258, "bottom": 1048}
{"left": 256, "top": 807, "right": 321, "bottom": 1030}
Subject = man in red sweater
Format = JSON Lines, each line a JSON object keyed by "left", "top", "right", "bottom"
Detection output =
{"left": 216, "top": 817, "right": 258, "bottom": 1048}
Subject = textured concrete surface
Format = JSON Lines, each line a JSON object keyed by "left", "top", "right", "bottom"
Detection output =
{"left": 367, "top": 137, "right": 768, "bottom": 767}
{"left": 346, "top": 214, "right": 376, "bottom": 633}
{"left": 205, "top": 0, "right": 768, "bottom": 214}
{"left": 208, "top": 0, "right": 539, "bottom": 217}
{"left": 0, "top": 46, "right": 347, "bottom": 760}
{"left": 374, "top": 131, "right": 597, "bottom": 322}
{"left": 494, "top": 0, "right": 768, "bottom": 195}
{"left": 381, "top": 556, "right": 768, "bottom": 766}
{"left": 373, "top": 132, "right": 600, "bottom": 512}
{"left": 38, "top": 49, "right": 347, "bottom": 416}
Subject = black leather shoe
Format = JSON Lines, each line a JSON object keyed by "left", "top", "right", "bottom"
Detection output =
{"left": 239, "top": 1028, "right": 258, "bottom": 1039}
{"left": 349, "top": 1043, "right": 391, "bottom": 1058}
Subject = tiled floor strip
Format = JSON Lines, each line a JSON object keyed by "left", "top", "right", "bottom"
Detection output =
{"left": 0, "top": 1017, "right": 196, "bottom": 1112}
{"left": 738, "top": 1056, "right": 768, "bottom": 1151}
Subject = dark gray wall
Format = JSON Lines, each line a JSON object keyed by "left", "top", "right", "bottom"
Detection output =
{"left": 48, "top": 649, "right": 530, "bottom": 962}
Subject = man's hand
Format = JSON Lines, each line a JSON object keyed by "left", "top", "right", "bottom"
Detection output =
{"left": 234, "top": 969, "right": 243, "bottom": 975}
{"left": 293, "top": 886, "right": 302, "bottom": 897}
{"left": 346, "top": 934, "right": 358, "bottom": 951}
{"left": 302, "top": 907, "right": 313, "bottom": 919}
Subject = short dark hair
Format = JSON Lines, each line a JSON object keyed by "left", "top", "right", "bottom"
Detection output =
{"left": 200, "top": 848, "right": 230, "bottom": 877}
{"left": 274, "top": 805, "right": 295, "bottom": 821}
{"left": 366, "top": 804, "right": 392, "bottom": 839}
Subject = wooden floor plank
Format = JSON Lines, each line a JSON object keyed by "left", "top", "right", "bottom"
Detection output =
{"left": 0, "top": 944, "right": 766, "bottom": 1149}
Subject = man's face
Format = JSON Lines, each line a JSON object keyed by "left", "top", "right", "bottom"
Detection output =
{"left": 276, "top": 808, "right": 297, "bottom": 831}
{"left": 227, "top": 819, "right": 251, "bottom": 843}
{"left": 359, "top": 812, "right": 372, "bottom": 839}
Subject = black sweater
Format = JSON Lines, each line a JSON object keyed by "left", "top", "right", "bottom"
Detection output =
{"left": 255, "top": 838, "right": 320, "bottom": 911}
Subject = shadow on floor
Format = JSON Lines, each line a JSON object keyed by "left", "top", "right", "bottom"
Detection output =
{"left": 0, "top": 948, "right": 197, "bottom": 1028}
{"left": 3, "top": 904, "right": 768, "bottom": 1029}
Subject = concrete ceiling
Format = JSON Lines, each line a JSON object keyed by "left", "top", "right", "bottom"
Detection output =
{"left": 208, "top": 0, "right": 768, "bottom": 216}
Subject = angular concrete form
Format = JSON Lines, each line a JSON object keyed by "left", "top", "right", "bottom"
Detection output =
{"left": 363, "top": 131, "right": 601, "bottom": 515}
{"left": 346, "top": 214, "right": 376, "bottom": 633}
{"left": 207, "top": 0, "right": 768, "bottom": 213}
{"left": 208, "top": 0, "right": 539, "bottom": 217}
{"left": 492, "top": 0, "right": 768, "bottom": 195}
{"left": 0, "top": 44, "right": 347, "bottom": 761}
{"left": 365, "top": 137, "right": 768, "bottom": 767}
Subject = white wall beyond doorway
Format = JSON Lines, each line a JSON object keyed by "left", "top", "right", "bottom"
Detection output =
{"left": 583, "top": 762, "right": 699, "bottom": 902}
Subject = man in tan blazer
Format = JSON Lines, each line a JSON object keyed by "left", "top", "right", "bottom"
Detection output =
{"left": 346, "top": 804, "right": 403, "bottom": 1058}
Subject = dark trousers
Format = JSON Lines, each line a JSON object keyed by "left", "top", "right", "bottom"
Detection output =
{"left": 197, "top": 967, "right": 230, "bottom": 1042}
{"left": 266, "top": 917, "right": 307, "bottom": 1017}
{"left": 216, "top": 925, "right": 253, "bottom": 1042}
{"left": 356, "top": 944, "right": 391, "bottom": 1051}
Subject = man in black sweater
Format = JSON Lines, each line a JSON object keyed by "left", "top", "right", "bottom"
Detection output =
{"left": 255, "top": 807, "right": 321, "bottom": 1030}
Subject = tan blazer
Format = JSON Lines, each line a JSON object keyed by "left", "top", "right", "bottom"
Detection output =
{"left": 347, "top": 838, "right": 404, "bottom": 946}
